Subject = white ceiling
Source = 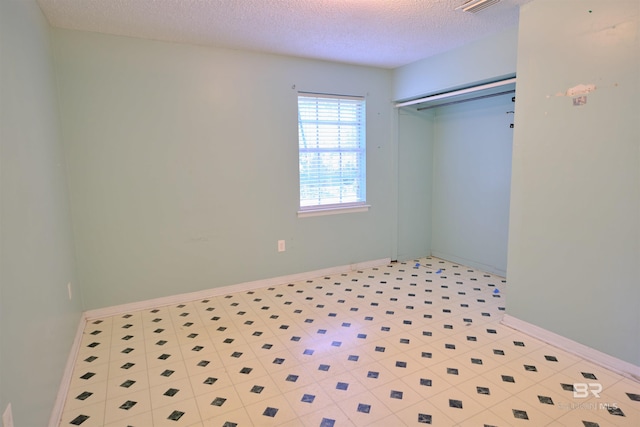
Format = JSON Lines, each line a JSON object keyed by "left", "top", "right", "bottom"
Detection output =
{"left": 37, "top": 0, "right": 532, "bottom": 69}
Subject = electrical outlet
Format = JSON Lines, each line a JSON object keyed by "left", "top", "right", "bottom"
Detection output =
{"left": 3, "top": 403, "right": 14, "bottom": 427}
{"left": 277, "top": 240, "right": 285, "bottom": 252}
{"left": 67, "top": 282, "right": 73, "bottom": 300}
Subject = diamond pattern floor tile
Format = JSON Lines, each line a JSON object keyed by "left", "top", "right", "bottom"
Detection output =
{"left": 58, "top": 257, "right": 640, "bottom": 426}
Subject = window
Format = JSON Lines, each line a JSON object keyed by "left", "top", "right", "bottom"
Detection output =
{"left": 297, "top": 93, "right": 367, "bottom": 215}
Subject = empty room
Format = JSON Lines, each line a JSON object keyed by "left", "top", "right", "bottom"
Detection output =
{"left": 1, "top": 0, "right": 638, "bottom": 426}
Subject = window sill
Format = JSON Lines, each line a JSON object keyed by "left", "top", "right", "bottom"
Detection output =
{"left": 297, "top": 204, "right": 370, "bottom": 218}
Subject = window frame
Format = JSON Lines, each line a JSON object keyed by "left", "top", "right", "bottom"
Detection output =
{"left": 297, "top": 92, "right": 369, "bottom": 217}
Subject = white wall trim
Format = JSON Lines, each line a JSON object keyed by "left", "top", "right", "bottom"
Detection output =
{"left": 48, "top": 313, "right": 88, "bottom": 427}
{"left": 84, "top": 258, "right": 390, "bottom": 320}
{"left": 297, "top": 204, "right": 371, "bottom": 218}
{"left": 502, "top": 314, "right": 640, "bottom": 383}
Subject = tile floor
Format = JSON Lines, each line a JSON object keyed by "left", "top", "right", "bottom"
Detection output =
{"left": 58, "top": 257, "right": 640, "bottom": 426}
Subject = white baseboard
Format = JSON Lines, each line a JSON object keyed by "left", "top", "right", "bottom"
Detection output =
{"left": 85, "top": 257, "right": 391, "bottom": 320}
{"left": 502, "top": 314, "right": 640, "bottom": 383}
{"left": 48, "top": 313, "right": 88, "bottom": 427}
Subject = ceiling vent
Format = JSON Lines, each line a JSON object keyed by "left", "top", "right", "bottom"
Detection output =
{"left": 455, "top": 0, "right": 501, "bottom": 13}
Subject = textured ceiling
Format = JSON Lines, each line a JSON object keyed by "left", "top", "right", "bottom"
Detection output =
{"left": 37, "top": 0, "right": 532, "bottom": 69}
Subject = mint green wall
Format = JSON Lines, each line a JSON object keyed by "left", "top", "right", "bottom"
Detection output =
{"left": 397, "top": 109, "right": 434, "bottom": 260}
{"left": 0, "top": 1, "right": 83, "bottom": 426}
{"left": 52, "top": 29, "right": 395, "bottom": 309}
{"left": 507, "top": 0, "right": 640, "bottom": 365}
{"left": 431, "top": 94, "right": 514, "bottom": 275}
{"left": 392, "top": 25, "right": 518, "bottom": 102}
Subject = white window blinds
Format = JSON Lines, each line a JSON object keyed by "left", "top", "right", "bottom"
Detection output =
{"left": 298, "top": 93, "right": 366, "bottom": 210}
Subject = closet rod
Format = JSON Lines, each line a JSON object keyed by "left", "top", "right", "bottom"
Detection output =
{"left": 416, "top": 89, "right": 515, "bottom": 111}
{"left": 395, "top": 77, "right": 516, "bottom": 108}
